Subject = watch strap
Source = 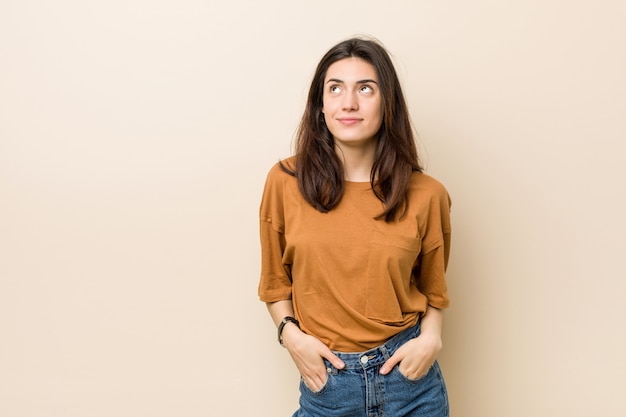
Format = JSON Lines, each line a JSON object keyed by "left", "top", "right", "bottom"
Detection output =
{"left": 277, "top": 316, "right": 300, "bottom": 346}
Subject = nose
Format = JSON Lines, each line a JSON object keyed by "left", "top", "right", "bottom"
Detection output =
{"left": 341, "top": 90, "right": 358, "bottom": 111}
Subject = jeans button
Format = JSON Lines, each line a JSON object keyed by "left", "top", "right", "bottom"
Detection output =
{"left": 360, "top": 356, "right": 368, "bottom": 364}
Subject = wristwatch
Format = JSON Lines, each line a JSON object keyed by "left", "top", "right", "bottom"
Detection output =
{"left": 277, "top": 316, "right": 300, "bottom": 346}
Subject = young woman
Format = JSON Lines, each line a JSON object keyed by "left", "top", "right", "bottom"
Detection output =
{"left": 258, "top": 37, "right": 452, "bottom": 417}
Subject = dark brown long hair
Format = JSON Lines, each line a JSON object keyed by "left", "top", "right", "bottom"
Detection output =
{"left": 282, "top": 37, "right": 422, "bottom": 222}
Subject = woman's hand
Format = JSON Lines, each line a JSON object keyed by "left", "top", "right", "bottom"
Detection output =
{"left": 378, "top": 332, "right": 442, "bottom": 379}
{"left": 266, "top": 300, "right": 345, "bottom": 391}
{"left": 282, "top": 324, "right": 345, "bottom": 392}
{"left": 379, "top": 306, "right": 445, "bottom": 379}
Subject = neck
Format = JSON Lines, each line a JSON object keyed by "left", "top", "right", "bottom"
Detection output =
{"left": 335, "top": 142, "right": 376, "bottom": 182}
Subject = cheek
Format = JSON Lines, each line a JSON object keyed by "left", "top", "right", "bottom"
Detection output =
{"left": 321, "top": 98, "right": 330, "bottom": 115}
{"left": 321, "top": 102, "right": 332, "bottom": 121}
{"left": 323, "top": 112, "right": 335, "bottom": 132}
{"left": 373, "top": 105, "right": 384, "bottom": 126}
{"left": 368, "top": 104, "right": 382, "bottom": 123}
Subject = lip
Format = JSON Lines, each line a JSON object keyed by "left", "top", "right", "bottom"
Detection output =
{"left": 336, "top": 117, "right": 363, "bottom": 126}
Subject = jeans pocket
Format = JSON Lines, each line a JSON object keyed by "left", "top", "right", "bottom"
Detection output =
{"left": 394, "top": 364, "right": 431, "bottom": 384}
{"left": 300, "top": 373, "right": 330, "bottom": 396}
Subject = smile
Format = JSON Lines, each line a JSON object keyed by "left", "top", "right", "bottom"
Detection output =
{"left": 337, "top": 118, "right": 363, "bottom": 126}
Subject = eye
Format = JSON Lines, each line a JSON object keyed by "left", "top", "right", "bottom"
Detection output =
{"left": 360, "top": 85, "right": 374, "bottom": 94}
{"left": 329, "top": 85, "right": 342, "bottom": 94}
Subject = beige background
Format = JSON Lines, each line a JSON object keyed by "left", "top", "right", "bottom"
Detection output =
{"left": 1, "top": 1, "right": 625, "bottom": 416}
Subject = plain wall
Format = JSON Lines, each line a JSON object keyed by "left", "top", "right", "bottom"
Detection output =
{"left": 1, "top": 1, "right": 625, "bottom": 416}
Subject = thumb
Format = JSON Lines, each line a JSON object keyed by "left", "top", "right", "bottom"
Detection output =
{"left": 322, "top": 350, "right": 345, "bottom": 369}
{"left": 379, "top": 352, "right": 401, "bottom": 375}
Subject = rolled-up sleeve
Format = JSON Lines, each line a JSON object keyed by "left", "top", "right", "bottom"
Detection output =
{"left": 414, "top": 186, "right": 452, "bottom": 309}
{"left": 258, "top": 164, "right": 293, "bottom": 302}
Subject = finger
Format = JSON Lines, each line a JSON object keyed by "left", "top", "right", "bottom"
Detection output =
{"left": 401, "top": 362, "right": 424, "bottom": 380}
{"left": 406, "top": 362, "right": 432, "bottom": 380}
{"left": 305, "top": 370, "right": 326, "bottom": 392}
{"left": 321, "top": 350, "right": 345, "bottom": 369}
{"left": 303, "top": 375, "right": 318, "bottom": 392}
{"left": 379, "top": 352, "right": 402, "bottom": 375}
{"left": 302, "top": 361, "right": 326, "bottom": 381}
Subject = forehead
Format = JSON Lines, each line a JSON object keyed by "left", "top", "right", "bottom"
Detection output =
{"left": 324, "top": 57, "right": 378, "bottom": 82}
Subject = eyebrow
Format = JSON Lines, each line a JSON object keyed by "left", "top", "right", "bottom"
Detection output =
{"left": 326, "top": 78, "right": 378, "bottom": 85}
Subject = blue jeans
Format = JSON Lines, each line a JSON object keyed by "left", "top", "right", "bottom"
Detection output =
{"left": 293, "top": 322, "right": 449, "bottom": 417}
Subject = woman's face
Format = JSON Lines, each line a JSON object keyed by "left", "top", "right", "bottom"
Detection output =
{"left": 322, "top": 57, "right": 383, "bottom": 149}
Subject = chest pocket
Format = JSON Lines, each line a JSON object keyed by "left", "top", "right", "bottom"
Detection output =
{"left": 365, "top": 230, "right": 422, "bottom": 324}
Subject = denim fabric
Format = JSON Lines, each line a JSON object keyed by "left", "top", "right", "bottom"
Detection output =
{"left": 293, "top": 322, "right": 449, "bottom": 417}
